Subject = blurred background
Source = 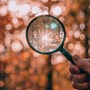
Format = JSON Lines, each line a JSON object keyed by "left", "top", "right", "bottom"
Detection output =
{"left": 0, "top": 0, "right": 90, "bottom": 90}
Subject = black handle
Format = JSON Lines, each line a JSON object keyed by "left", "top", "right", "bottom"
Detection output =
{"left": 60, "top": 48, "right": 75, "bottom": 65}
{"left": 59, "top": 48, "right": 90, "bottom": 90}
{"left": 59, "top": 48, "right": 87, "bottom": 74}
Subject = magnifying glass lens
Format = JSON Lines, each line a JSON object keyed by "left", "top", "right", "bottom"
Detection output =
{"left": 27, "top": 15, "right": 87, "bottom": 74}
{"left": 27, "top": 15, "right": 64, "bottom": 53}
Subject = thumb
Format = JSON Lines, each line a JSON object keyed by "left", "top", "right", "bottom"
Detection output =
{"left": 73, "top": 54, "right": 90, "bottom": 74}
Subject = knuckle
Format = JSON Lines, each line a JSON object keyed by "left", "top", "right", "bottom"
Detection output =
{"left": 74, "top": 74, "right": 87, "bottom": 82}
{"left": 69, "top": 64, "right": 73, "bottom": 71}
{"left": 69, "top": 65, "right": 79, "bottom": 74}
{"left": 78, "top": 62, "right": 85, "bottom": 67}
{"left": 72, "top": 82, "right": 78, "bottom": 89}
{"left": 77, "top": 74, "right": 85, "bottom": 79}
{"left": 69, "top": 67, "right": 73, "bottom": 73}
{"left": 73, "top": 82, "right": 90, "bottom": 89}
{"left": 83, "top": 83, "right": 90, "bottom": 89}
{"left": 73, "top": 75, "right": 81, "bottom": 82}
{"left": 82, "top": 74, "right": 87, "bottom": 79}
{"left": 70, "top": 74, "right": 73, "bottom": 80}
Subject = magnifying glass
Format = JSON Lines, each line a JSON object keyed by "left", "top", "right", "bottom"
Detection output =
{"left": 26, "top": 15, "right": 90, "bottom": 89}
{"left": 26, "top": 15, "right": 75, "bottom": 65}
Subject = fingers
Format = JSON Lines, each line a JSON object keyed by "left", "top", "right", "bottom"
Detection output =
{"left": 69, "top": 64, "right": 80, "bottom": 74}
{"left": 70, "top": 74, "right": 88, "bottom": 83}
{"left": 69, "top": 55, "right": 90, "bottom": 89}
{"left": 72, "top": 82, "right": 90, "bottom": 89}
{"left": 73, "top": 54, "right": 90, "bottom": 74}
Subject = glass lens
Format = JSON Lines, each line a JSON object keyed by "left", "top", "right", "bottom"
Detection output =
{"left": 27, "top": 15, "right": 64, "bottom": 53}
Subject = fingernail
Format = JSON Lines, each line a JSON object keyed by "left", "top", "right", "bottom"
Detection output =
{"left": 73, "top": 54, "right": 80, "bottom": 62}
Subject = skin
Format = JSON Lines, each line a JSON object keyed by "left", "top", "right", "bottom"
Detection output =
{"left": 69, "top": 54, "right": 90, "bottom": 89}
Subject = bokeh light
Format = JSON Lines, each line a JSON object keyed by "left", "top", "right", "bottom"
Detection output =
{"left": 0, "top": 44, "right": 5, "bottom": 54}
{"left": 31, "top": 5, "right": 40, "bottom": 14}
{"left": 7, "top": 0, "right": 18, "bottom": 12}
{"left": 51, "top": 5, "right": 62, "bottom": 16}
{"left": 5, "top": 24, "right": 12, "bottom": 31}
{"left": 0, "top": 81, "right": 5, "bottom": 87}
{"left": 0, "top": 5, "right": 8, "bottom": 16}
{"left": 11, "top": 40, "right": 23, "bottom": 53}
{"left": 18, "top": 4, "right": 31, "bottom": 16}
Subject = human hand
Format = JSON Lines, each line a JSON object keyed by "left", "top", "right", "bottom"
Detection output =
{"left": 69, "top": 54, "right": 90, "bottom": 90}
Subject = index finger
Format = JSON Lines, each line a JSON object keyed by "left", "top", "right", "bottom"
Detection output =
{"left": 69, "top": 64, "right": 81, "bottom": 74}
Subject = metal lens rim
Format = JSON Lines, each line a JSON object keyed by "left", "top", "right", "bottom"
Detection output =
{"left": 26, "top": 15, "right": 66, "bottom": 54}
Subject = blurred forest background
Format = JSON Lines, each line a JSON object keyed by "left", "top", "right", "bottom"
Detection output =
{"left": 0, "top": 0, "right": 90, "bottom": 90}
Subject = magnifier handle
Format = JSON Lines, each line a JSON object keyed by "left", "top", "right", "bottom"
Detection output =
{"left": 60, "top": 48, "right": 90, "bottom": 88}
{"left": 60, "top": 48, "right": 75, "bottom": 65}
{"left": 60, "top": 48, "right": 87, "bottom": 73}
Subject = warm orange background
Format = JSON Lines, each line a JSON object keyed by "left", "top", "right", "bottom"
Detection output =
{"left": 0, "top": 0, "right": 90, "bottom": 90}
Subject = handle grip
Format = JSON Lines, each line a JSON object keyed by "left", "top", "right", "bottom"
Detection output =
{"left": 59, "top": 48, "right": 86, "bottom": 73}
{"left": 60, "top": 48, "right": 90, "bottom": 90}
{"left": 60, "top": 48, "right": 75, "bottom": 65}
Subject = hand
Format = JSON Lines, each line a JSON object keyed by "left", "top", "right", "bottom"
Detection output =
{"left": 69, "top": 54, "right": 90, "bottom": 90}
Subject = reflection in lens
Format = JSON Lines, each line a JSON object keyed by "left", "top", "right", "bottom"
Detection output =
{"left": 27, "top": 15, "right": 64, "bottom": 53}
{"left": 50, "top": 22, "right": 57, "bottom": 29}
